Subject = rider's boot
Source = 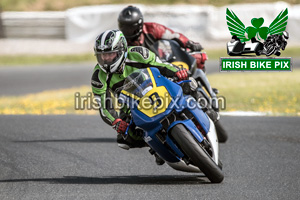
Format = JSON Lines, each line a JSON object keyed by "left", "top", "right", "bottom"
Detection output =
{"left": 212, "top": 88, "right": 219, "bottom": 95}
{"left": 148, "top": 148, "right": 165, "bottom": 166}
{"left": 154, "top": 153, "right": 165, "bottom": 165}
{"left": 117, "top": 135, "right": 165, "bottom": 165}
{"left": 117, "top": 134, "right": 147, "bottom": 150}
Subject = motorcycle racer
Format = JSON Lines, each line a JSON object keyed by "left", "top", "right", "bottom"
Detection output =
{"left": 118, "top": 5, "right": 207, "bottom": 71}
{"left": 91, "top": 29, "right": 188, "bottom": 154}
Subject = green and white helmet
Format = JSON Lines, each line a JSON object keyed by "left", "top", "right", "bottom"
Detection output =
{"left": 94, "top": 30, "right": 128, "bottom": 73}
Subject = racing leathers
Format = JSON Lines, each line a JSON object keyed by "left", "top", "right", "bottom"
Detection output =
{"left": 127, "top": 22, "right": 206, "bottom": 71}
{"left": 91, "top": 46, "right": 179, "bottom": 126}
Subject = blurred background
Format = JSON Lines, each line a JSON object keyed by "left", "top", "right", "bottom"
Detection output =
{"left": 0, "top": 0, "right": 299, "bottom": 116}
{"left": 1, "top": 0, "right": 300, "bottom": 53}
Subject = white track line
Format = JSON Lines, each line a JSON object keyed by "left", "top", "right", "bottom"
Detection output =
{"left": 220, "top": 111, "right": 267, "bottom": 116}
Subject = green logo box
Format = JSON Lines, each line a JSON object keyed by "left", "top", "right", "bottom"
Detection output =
{"left": 220, "top": 57, "right": 292, "bottom": 72}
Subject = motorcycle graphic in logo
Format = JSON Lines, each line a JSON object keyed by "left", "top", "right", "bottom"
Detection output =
{"left": 226, "top": 8, "right": 289, "bottom": 56}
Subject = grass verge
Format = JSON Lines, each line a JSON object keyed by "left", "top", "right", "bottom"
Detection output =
{"left": 0, "top": 86, "right": 97, "bottom": 115}
{"left": 0, "top": 70, "right": 299, "bottom": 116}
{"left": 208, "top": 69, "right": 300, "bottom": 116}
{"left": 0, "top": 54, "right": 95, "bottom": 66}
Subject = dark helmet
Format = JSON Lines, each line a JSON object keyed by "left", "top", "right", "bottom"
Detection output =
{"left": 118, "top": 6, "right": 144, "bottom": 40}
{"left": 94, "top": 30, "right": 128, "bottom": 74}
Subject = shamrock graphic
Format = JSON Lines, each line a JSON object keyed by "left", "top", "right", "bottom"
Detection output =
{"left": 226, "top": 8, "right": 288, "bottom": 42}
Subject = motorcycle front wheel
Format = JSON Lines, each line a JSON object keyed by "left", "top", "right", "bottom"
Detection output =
{"left": 171, "top": 124, "right": 224, "bottom": 183}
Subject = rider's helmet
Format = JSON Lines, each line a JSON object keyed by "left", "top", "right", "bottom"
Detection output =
{"left": 118, "top": 6, "right": 144, "bottom": 41}
{"left": 94, "top": 30, "right": 128, "bottom": 74}
{"left": 282, "top": 31, "right": 289, "bottom": 40}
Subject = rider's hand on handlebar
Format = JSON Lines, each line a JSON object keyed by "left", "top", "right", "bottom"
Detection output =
{"left": 175, "top": 69, "right": 189, "bottom": 81}
{"left": 187, "top": 40, "right": 203, "bottom": 52}
{"left": 112, "top": 118, "right": 128, "bottom": 135}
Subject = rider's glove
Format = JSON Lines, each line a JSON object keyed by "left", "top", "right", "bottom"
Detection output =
{"left": 112, "top": 118, "right": 128, "bottom": 135}
{"left": 175, "top": 69, "right": 188, "bottom": 81}
{"left": 187, "top": 40, "right": 203, "bottom": 52}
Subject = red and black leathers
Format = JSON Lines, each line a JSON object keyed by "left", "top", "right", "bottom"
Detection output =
{"left": 127, "top": 22, "right": 189, "bottom": 49}
{"left": 126, "top": 22, "right": 206, "bottom": 71}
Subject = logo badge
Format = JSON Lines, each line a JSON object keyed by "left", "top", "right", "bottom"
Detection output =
{"left": 221, "top": 8, "right": 291, "bottom": 72}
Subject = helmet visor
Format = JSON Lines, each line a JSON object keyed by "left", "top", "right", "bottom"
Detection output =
{"left": 119, "top": 24, "right": 141, "bottom": 39}
{"left": 96, "top": 50, "right": 120, "bottom": 67}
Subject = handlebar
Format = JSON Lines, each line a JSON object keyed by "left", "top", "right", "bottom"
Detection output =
{"left": 177, "top": 80, "right": 191, "bottom": 85}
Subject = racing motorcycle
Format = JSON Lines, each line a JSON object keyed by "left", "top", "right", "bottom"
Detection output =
{"left": 149, "top": 39, "right": 228, "bottom": 143}
{"left": 118, "top": 67, "right": 224, "bottom": 183}
{"left": 262, "top": 31, "right": 289, "bottom": 56}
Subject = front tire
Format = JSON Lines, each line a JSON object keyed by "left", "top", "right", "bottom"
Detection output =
{"left": 171, "top": 124, "right": 224, "bottom": 183}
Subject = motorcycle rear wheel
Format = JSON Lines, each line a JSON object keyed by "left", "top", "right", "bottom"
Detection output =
{"left": 171, "top": 124, "right": 224, "bottom": 183}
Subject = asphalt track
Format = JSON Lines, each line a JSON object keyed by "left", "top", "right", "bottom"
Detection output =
{"left": 3, "top": 61, "right": 219, "bottom": 96}
{"left": 0, "top": 115, "right": 299, "bottom": 199}
{"left": 0, "top": 62, "right": 93, "bottom": 96}
{"left": 0, "top": 61, "right": 219, "bottom": 96}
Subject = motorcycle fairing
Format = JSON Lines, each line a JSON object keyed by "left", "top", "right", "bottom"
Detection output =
{"left": 184, "top": 97, "right": 210, "bottom": 134}
{"left": 167, "top": 119, "right": 204, "bottom": 143}
{"left": 120, "top": 67, "right": 211, "bottom": 163}
{"left": 121, "top": 67, "right": 184, "bottom": 130}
